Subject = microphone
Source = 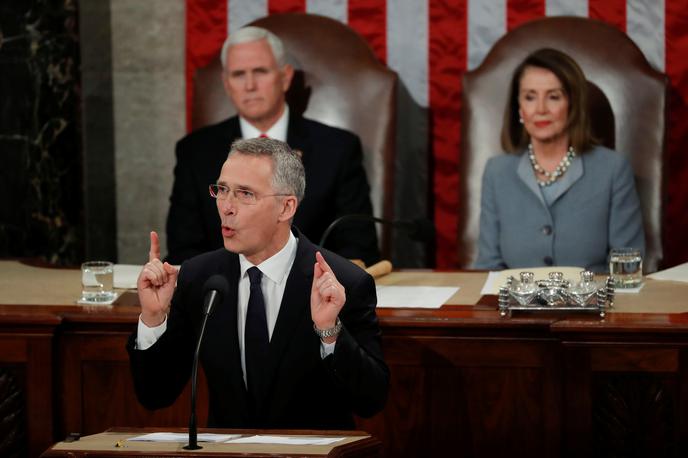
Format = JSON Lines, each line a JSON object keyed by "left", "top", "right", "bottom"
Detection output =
{"left": 184, "top": 274, "right": 228, "bottom": 451}
{"left": 319, "top": 214, "right": 435, "bottom": 248}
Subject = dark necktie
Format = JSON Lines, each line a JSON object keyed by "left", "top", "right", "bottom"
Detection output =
{"left": 245, "top": 267, "right": 269, "bottom": 404}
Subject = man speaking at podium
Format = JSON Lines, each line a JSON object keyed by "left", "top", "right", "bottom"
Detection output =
{"left": 128, "top": 138, "right": 389, "bottom": 429}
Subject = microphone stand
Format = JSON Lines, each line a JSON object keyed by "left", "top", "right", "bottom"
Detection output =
{"left": 319, "top": 214, "right": 389, "bottom": 248}
{"left": 184, "top": 290, "right": 218, "bottom": 450}
{"left": 319, "top": 214, "right": 434, "bottom": 249}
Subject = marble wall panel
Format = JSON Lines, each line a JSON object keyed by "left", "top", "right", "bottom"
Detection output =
{"left": 0, "top": 0, "right": 82, "bottom": 265}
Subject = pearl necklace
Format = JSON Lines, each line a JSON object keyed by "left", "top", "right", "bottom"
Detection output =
{"left": 528, "top": 143, "right": 576, "bottom": 187}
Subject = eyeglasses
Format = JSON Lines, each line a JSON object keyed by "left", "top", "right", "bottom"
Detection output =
{"left": 209, "top": 184, "right": 290, "bottom": 205}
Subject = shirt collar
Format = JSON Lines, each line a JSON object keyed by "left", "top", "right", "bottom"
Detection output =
{"left": 238, "top": 104, "right": 289, "bottom": 141}
{"left": 238, "top": 230, "right": 297, "bottom": 285}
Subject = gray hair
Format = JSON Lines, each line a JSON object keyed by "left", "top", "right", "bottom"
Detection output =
{"left": 220, "top": 26, "right": 286, "bottom": 69}
{"left": 229, "top": 137, "right": 305, "bottom": 202}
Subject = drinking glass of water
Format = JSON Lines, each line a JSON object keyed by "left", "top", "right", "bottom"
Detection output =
{"left": 608, "top": 248, "right": 643, "bottom": 288}
{"left": 81, "top": 261, "right": 116, "bottom": 303}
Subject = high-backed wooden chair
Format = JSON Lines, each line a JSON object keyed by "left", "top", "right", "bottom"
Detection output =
{"left": 459, "top": 16, "right": 667, "bottom": 272}
{"left": 192, "top": 13, "right": 398, "bottom": 258}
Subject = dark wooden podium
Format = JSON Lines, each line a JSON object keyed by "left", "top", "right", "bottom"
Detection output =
{"left": 41, "top": 428, "right": 380, "bottom": 457}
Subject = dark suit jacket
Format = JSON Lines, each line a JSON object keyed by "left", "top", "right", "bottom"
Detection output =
{"left": 128, "top": 230, "right": 389, "bottom": 429}
{"left": 166, "top": 114, "right": 380, "bottom": 266}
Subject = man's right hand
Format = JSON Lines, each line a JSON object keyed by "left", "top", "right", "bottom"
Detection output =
{"left": 137, "top": 231, "right": 178, "bottom": 327}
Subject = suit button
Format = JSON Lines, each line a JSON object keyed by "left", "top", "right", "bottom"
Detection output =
{"left": 541, "top": 225, "right": 552, "bottom": 235}
{"left": 543, "top": 256, "right": 553, "bottom": 266}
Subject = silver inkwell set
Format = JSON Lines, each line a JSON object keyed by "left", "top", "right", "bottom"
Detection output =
{"left": 498, "top": 271, "right": 615, "bottom": 318}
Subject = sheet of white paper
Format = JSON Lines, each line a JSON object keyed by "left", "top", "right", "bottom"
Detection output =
{"left": 481, "top": 267, "right": 646, "bottom": 295}
{"left": 225, "top": 435, "right": 344, "bottom": 445}
{"left": 647, "top": 262, "right": 688, "bottom": 283}
{"left": 480, "top": 271, "right": 500, "bottom": 295}
{"left": 375, "top": 285, "right": 458, "bottom": 308}
{"left": 114, "top": 264, "right": 180, "bottom": 289}
{"left": 114, "top": 264, "right": 142, "bottom": 289}
{"left": 127, "top": 432, "right": 240, "bottom": 443}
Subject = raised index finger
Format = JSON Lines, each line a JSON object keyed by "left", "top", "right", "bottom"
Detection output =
{"left": 315, "top": 251, "right": 334, "bottom": 274}
{"left": 149, "top": 231, "right": 160, "bottom": 262}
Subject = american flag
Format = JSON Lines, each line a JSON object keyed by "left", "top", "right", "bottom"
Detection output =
{"left": 185, "top": 0, "right": 688, "bottom": 268}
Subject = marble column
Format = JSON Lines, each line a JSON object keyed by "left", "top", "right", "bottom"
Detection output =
{"left": 110, "top": 0, "right": 185, "bottom": 263}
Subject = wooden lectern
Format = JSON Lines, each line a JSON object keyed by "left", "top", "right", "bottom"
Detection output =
{"left": 41, "top": 428, "right": 380, "bottom": 457}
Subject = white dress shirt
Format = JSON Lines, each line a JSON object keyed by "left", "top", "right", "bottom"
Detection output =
{"left": 136, "top": 231, "right": 335, "bottom": 385}
{"left": 239, "top": 105, "right": 289, "bottom": 141}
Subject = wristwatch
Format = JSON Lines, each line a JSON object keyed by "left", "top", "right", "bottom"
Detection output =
{"left": 313, "top": 317, "right": 342, "bottom": 339}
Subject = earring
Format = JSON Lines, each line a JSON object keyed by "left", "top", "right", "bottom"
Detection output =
{"left": 519, "top": 117, "right": 524, "bottom": 124}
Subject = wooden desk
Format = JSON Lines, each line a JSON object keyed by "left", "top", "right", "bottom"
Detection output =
{"left": 42, "top": 427, "right": 379, "bottom": 457}
{"left": 2, "top": 261, "right": 688, "bottom": 457}
{"left": 0, "top": 310, "right": 60, "bottom": 458}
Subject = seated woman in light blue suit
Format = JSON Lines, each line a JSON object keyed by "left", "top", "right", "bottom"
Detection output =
{"left": 474, "top": 48, "right": 644, "bottom": 273}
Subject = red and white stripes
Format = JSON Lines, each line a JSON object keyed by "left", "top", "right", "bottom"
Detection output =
{"left": 186, "top": 0, "right": 687, "bottom": 268}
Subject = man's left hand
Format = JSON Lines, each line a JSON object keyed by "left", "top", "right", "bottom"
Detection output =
{"left": 311, "top": 251, "right": 345, "bottom": 341}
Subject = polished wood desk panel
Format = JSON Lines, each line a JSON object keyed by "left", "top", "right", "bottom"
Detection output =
{"left": 42, "top": 428, "right": 379, "bottom": 457}
{"left": 0, "top": 311, "right": 60, "bottom": 458}
{"left": 2, "top": 261, "right": 688, "bottom": 457}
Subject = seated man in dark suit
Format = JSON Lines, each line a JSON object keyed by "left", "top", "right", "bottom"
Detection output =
{"left": 166, "top": 26, "right": 379, "bottom": 266}
{"left": 129, "top": 137, "right": 389, "bottom": 428}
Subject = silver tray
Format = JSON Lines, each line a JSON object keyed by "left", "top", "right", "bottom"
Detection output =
{"left": 498, "top": 271, "right": 614, "bottom": 318}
